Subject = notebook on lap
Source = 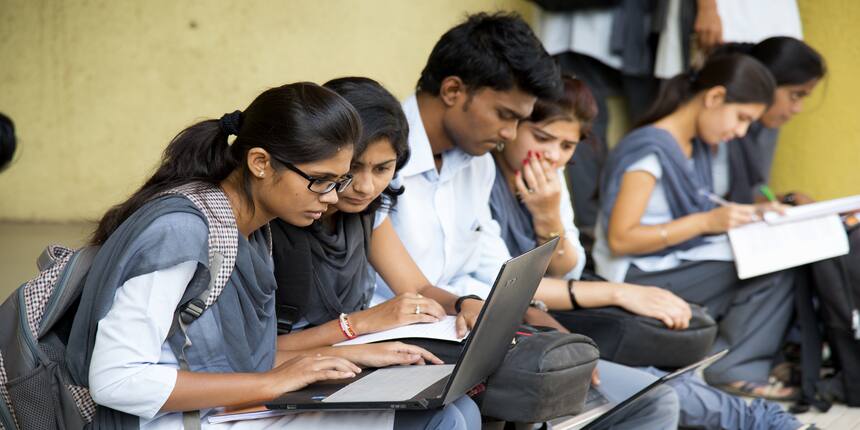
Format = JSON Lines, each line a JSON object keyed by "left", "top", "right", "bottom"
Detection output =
{"left": 266, "top": 237, "right": 560, "bottom": 412}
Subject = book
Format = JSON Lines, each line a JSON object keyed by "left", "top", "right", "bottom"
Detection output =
{"left": 763, "top": 194, "right": 860, "bottom": 225}
{"left": 207, "top": 405, "right": 290, "bottom": 424}
{"left": 334, "top": 315, "right": 467, "bottom": 347}
{"left": 728, "top": 214, "right": 849, "bottom": 279}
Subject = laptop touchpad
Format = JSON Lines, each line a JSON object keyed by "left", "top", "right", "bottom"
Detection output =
{"left": 322, "top": 364, "right": 455, "bottom": 403}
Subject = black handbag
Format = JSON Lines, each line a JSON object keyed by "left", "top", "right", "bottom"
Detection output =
{"left": 551, "top": 303, "right": 718, "bottom": 369}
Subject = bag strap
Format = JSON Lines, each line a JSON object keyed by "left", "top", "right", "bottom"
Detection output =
{"left": 270, "top": 219, "right": 314, "bottom": 334}
{"left": 792, "top": 267, "right": 831, "bottom": 413}
{"left": 163, "top": 182, "right": 240, "bottom": 430}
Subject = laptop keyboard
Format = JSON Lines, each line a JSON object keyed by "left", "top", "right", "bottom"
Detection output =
{"left": 322, "top": 364, "right": 455, "bottom": 403}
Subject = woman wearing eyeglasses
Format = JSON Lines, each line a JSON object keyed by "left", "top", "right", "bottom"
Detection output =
{"left": 70, "top": 82, "right": 479, "bottom": 429}
{"left": 271, "top": 78, "right": 482, "bottom": 364}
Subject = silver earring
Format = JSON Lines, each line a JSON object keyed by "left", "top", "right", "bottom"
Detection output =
{"left": 259, "top": 171, "right": 264, "bottom": 177}
{"left": 495, "top": 142, "right": 506, "bottom": 152}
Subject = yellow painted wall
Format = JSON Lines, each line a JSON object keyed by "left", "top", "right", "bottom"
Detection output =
{"left": 0, "top": 0, "right": 534, "bottom": 221}
{"left": 2, "top": 0, "right": 858, "bottom": 222}
{"left": 770, "top": 0, "right": 860, "bottom": 199}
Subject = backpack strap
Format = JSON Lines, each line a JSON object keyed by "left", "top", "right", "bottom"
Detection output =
{"left": 163, "top": 182, "right": 239, "bottom": 430}
{"left": 270, "top": 219, "right": 313, "bottom": 334}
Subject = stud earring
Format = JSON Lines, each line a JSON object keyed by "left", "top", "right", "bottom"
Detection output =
{"left": 495, "top": 142, "right": 506, "bottom": 152}
{"left": 259, "top": 171, "right": 264, "bottom": 177}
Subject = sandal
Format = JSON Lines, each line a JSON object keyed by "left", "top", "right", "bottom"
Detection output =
{"left": 715, "top": 378, "right": 800, "bottom": 401}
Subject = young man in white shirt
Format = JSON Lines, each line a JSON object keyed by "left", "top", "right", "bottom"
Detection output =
{"left": 374, "top": 12, "right": 680, "bottom": 429}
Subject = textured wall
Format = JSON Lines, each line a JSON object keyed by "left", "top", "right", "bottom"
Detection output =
{"left": 0, "top": 0, "right": 533, "bottom": 221}
{"left": 770, "top": 0, "right": 860, "bottom": 199}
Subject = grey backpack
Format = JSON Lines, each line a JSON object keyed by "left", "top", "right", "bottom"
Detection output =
{"left": 480, "top": 326, "right": 600, "bottom": 423}
{"left": 0, "top": 182, "right": 240, "bottom": 430}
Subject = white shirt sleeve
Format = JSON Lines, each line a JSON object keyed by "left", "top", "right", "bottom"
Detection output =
{"left": 626, "top": 153, "right": 663, "bottom": 180}
{"left": 373, "top": 209, "right": 388, "bottom": 230}
{"left": 558, "top": 168, "right": 587, "bottom": 280}
{"left": 88, "top": 260, "right": 198, "bottom": 419}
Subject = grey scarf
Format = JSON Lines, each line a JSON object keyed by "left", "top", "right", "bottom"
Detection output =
{"left": 489, "top": 162, "right": 537, "bottom": 257}
{"left": 600, "top": 126, "right": 715, "bottom": 254}
{"left": 66, "top": 193, "right": 277, "bottom": 428}
{"left": 271, "top": 212, "right": 374, "bottom": 329}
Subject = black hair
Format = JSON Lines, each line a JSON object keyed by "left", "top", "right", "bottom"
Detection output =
{"left": 529, "top": 75, "right": 598, "bottom": 138}
{"left": 417, "top": 12, "right": 562, "bottom": 100}
{"left": 324, "top": 77, "right": 410, "bottom": 213}
{"left": 91, "top": 82, "right": 361, "bottom": 245}
{"left": 636, "top": 53, "right": 776, "bottom": 128}
{"left": 0, "top": 112, "right": 15, "bottom": 172}
{"left": 711, "top": 37, "right": 826, "bottom": 86}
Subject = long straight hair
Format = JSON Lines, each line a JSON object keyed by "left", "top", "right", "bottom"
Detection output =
{"left": 711, "top": 37, "right": 826, "bottom": 86}
{"left": 90, "top": 82, "right": 361, "bottom": 245}
{"left": 324, "top": 77, "right": 410, "bottom": 214}
{"left": 636, "top": 54, "right": 776, "bottom": 128}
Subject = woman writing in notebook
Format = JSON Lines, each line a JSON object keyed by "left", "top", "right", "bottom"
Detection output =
{"left": 592, "top": 53, "right": 798, "bottom": 400}
{"left": 487, "top": 74, "right": 805, "bottom": 429}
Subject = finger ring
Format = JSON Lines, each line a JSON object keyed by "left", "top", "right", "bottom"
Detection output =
{"left": 527, "top": 188, "right": 535, "bottom": 194}
{"left": 414, "top": 305, "right": 421, "bottom": 314}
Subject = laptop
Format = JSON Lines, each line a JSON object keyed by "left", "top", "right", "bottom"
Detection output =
{"left": 266, "top": 237, "right": 560, "bottom": 412}
{"left": 549, "top": 349, "right": 729, "bottom": 430}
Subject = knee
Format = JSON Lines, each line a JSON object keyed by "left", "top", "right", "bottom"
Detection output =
{"left": 651, "top": 385, "right": 682, "bottom": 421}
{"left": 436, "top": 396, "right": 481, "bottom": 430}
{"left": 456, "top": 396, "right": 481, "bottom": 429}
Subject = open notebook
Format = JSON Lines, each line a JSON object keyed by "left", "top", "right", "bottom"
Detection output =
{"left": 334, "top": 315, "right": 467, "bottom": 347}
{"left": 727, "top": 194, "right": 860, "bottom": 279}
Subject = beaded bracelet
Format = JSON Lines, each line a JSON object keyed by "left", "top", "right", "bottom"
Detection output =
{"left": 338, "top": 313, "right": 357, "bottom": 340}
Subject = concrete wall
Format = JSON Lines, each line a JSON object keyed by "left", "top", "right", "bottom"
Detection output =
{"left": 771, "top": 0, "right": 860, "bottom": 199}
{"left": 1, "top": 0, "right": 858, "bottom": 222}
{"left": 0, "top": 0, "right": 533, "bottom": 221}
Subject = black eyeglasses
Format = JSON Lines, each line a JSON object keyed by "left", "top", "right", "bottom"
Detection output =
{"left": 281, "top": 162, "right": 353, "bottom": 194}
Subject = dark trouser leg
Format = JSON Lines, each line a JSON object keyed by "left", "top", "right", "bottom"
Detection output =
{"left": 626, "top": 261, "right": 795, "bottom": 384}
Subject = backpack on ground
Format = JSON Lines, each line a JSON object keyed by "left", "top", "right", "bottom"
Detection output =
{"left": 794, "top": 224, "right": 860, "bottom": 412}
{"left": 0, "top": 182, "right": 239, "bottom": 430}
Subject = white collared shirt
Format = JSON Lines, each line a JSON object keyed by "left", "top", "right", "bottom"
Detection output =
{"left": 372, "top": 95, "right": 513, "bottom": 303}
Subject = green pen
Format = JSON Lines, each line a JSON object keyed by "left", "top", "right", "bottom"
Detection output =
{"left": 758, "top": 185, "right": 777, "bottom": 202}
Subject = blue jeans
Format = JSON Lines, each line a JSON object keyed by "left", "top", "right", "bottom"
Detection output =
{"left": 393, "top": 395, "right": 481, "bottom": 430}
{"left": 597, "top": 360, "right": 681, "bottom": 429}
{"left": 643, "top": 367, "right": 802, "bottom": 430}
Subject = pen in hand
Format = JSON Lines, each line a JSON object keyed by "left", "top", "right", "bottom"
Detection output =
{"left": 699, "top": 189, "right": 731, "bottom": 207}
{"left": 698, "top": 190, "right": 761, "bottom": 223}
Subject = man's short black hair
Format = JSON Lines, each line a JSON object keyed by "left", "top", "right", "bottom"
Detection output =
{"left": 417, "top": 12, "right": 562, "bottom": 100}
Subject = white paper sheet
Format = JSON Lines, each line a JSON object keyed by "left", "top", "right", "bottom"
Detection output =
{"left": 763, "top": 194, "right": 860, "bottom": 225}
{"left": 334, "top": 316, "right": 466, "bottom": 347}
{"left": 728, "top": 214, "right": 849, "bottom": 279}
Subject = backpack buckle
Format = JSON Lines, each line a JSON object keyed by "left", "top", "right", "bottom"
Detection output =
{"left": 277, "top": 304, "right": 300, "bottom": 334}
{"left": 180, "top": 298, "right": 206, "bottom": 325}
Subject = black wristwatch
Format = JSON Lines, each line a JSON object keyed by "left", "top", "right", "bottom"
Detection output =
{"left": 781, "top": 192, "right": 797, "bottom": 206}
{"left": 455, "top": 294, "right": 482, "bottom": 313}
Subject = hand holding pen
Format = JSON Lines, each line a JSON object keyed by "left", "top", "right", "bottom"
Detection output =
{"left": 698, "top": 190, "right": 759, "bottom": 233}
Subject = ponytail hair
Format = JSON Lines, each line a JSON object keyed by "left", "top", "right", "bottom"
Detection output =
{"left": 636, "top": 53, "right": 776, "bottom": 128}
{"left": 90, "top": 82, "right": 361, "bottom": 245}
{"left": 713, "top": 37, "right": 826, "bottom": 86}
